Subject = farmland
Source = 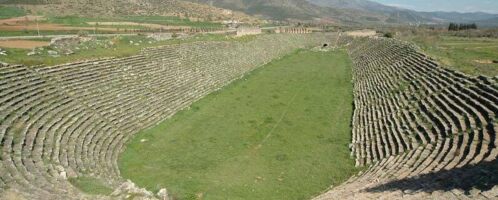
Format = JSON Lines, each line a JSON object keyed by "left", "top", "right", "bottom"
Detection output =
{"left": 408, "top": 35, "right": 498, "bottom": 76}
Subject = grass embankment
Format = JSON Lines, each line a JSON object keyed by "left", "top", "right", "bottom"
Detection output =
{"left": 0, "top": 34, "right": 256, "bottom": 66}
{"left": 69, "top": 176, "right": 113, "bottom": 195}
{"left": 0, "top": 6, "right": 26, "bottom": 19}
{"left": 408, "top": 35, "right": 498, "bottom": 76}
{"left": 119, "top": 50, "right": 358, "bottom": 200}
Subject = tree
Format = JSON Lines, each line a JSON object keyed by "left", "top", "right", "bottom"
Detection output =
{"left": 471, "top": 23, "right": 478, "bottom": 29}
{"left": 449, "top": 23, "right": 457, "bottom": 31}
{"left": 449, "top": 22, "right": 478, "bottom": 31}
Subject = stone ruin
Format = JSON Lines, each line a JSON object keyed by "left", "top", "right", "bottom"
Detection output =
{"left": 0, "top": 32, "right": 496, "bottom": 199}
{"left": 146, "top": 33, "right": 173, "bottom": 41}
{"left": 316, "top": 36, "right": 498, "bottom": 199}
{"left": 236, "top": 27, "right": 262, "bottom": 37}
{"left": 275, "top": 27, "right": 313, "bottom": 34}
{"left": 0, "top": 33, "right": 330, "bottom": 199}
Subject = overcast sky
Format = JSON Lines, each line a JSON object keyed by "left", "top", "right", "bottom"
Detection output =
{"left": 371, "top": 0, "right": 498, "bottom": 14}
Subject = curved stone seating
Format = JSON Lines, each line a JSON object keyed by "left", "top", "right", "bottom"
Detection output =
{"left": 2, "top": 33, "right": 495, "bottom": 199}
{"left": 0, "top": 33, "right": 334, "bottom": 199}
{"left": 316, "top": 37, "right": 498, "bottom": 199}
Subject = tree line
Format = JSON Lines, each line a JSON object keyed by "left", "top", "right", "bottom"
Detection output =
{"left": 448, "top": 23, "right": 478, "bottom": 31}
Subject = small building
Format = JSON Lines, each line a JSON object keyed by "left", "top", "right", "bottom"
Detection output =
{"left": 223, "top": 20, "right": 241, "bottom": 28}
{"left": 275, "top": 27, "right": 312, "bottom": 34}
{"left": 236, "top": 27, "right": 262, "bottom": 37}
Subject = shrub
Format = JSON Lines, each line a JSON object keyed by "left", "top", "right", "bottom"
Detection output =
{"left": 384, "top": 32, "right": 394, "bottom": 38}
{"left": 78, "top": 31, "right": 89, "bottom": 37}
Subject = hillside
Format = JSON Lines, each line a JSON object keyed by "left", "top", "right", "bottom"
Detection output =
{"left": 3, "top": 0, "right": 497, "bottom": 26}
{"left": 186, "top": 0, "right": 330, "bottom": 20}
{"left": 309, "top": 0, "right": 392, "bottom": 12}
{"left": 186, "top": 0, "right": 394, "bottom": 25}
{"left": 0, "top": 0, "right": 258, "bottom": 22}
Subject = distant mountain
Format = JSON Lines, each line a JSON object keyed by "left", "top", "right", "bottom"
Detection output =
{"left": 308, "top": 0, "right": 394, "bottom": 13}
{"left": 308, "top": 0, "right": 435, "bottom": 24}
{"left": 419, "top": 11, "right": 498, "bottom": 24}
{"left": 307, "top": 0, "right": 498, "bottom": 26}
{"left": 186, "top": 0, "right": 332, "bottom": 20}
{"left": 186, "top": 0, "right": 400, "bottom": 25}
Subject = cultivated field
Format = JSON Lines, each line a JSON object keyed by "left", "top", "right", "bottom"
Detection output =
{"left": 119, "top": 50, "right": 359, "bottom": 199}
{"left": 0, "top": 14, "right": 224, "bottom": 37}
{"left": 409, "top": 35, "right": 498, "bottom": 76}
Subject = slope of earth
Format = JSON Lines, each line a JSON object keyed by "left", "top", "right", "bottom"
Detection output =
{"left": 185, "top": 0, "right": 372, "bottom": 24}
{"left": 119, "top": 49, "right": 359, "bottom": 200}
{"left": 0, "top": 0, "right": 258, "bottom": 23}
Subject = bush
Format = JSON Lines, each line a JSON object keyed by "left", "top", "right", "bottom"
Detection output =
{"left": 78, "top": 31, "right": 89, "bottom": 37}
{"left": 384, "top": 32, "right": 394, "bottom": 38}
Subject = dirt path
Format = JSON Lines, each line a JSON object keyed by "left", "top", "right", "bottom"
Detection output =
{"left": 346, "top": 29, "right": 377, "bottom": 37}
{"left": 0, "top": 33, "right": 138, "bottom": 41}
{"left": 0, "top": 40, "right": 49, "bottom": 49}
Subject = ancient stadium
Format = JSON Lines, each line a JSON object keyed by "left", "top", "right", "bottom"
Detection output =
{"left": 1, "top": 1, "right": 498, "bottom": 200}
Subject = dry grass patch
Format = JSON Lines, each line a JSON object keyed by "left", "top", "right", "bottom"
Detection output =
{"left": 0, "top": 39, "right": 49, "bottom": 49}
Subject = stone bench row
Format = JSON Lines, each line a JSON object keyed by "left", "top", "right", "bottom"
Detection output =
{"left": 0, "top": 33, "right": 338, "bottom": 199}
{"left": 316, "top": 36, "right": 497, "bottom": 199}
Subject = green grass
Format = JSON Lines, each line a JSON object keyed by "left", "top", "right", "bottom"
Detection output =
{"left": 408, "top": 35, "right": 498, "bottom": 76}
{"left": 0, "top": 6, "right": 26, "bottom": 19}
{"left": 123, "top": 16, "right": 223, "bottom": 28}
{"left": 41, "top": 15, "right": 223, "bottom": 29}
{"left": 44, "top": 16, "right": 98, "bottom": 26}
{"left": 119, "top": 49, "right": 358, "bottom": 200}
{"left": 68, "top": 176, "right": 113, "bottom": 195}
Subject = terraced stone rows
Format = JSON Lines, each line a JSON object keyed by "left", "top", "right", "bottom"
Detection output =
{"left": 0, "top": 65, "right": 84, "bottom": 199}
{"left": 316, "top": 37, "right": 498, "bottom": 199}
{"left": 0, "top": 33, "right": 334, "bottom": 199}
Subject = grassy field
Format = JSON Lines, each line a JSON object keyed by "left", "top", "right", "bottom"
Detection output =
{"left": 408, "top": 35, "right": 498, "bottom": 76}
{"left": 68, "top": 176, "right": 113, "bottom": 195}
{"left": 119, "top": 50, "right": 359, "bottom": 200}
{"left": 0, "top": 6, "right": 26, "bottom": 19}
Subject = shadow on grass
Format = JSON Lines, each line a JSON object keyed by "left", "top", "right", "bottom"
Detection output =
{"left": 365, "top": 159, "right": 498, "bottom": 195}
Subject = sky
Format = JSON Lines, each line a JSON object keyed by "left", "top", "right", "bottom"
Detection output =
{"left": 371, "top": 0, "right": 498, "bottom": 14}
